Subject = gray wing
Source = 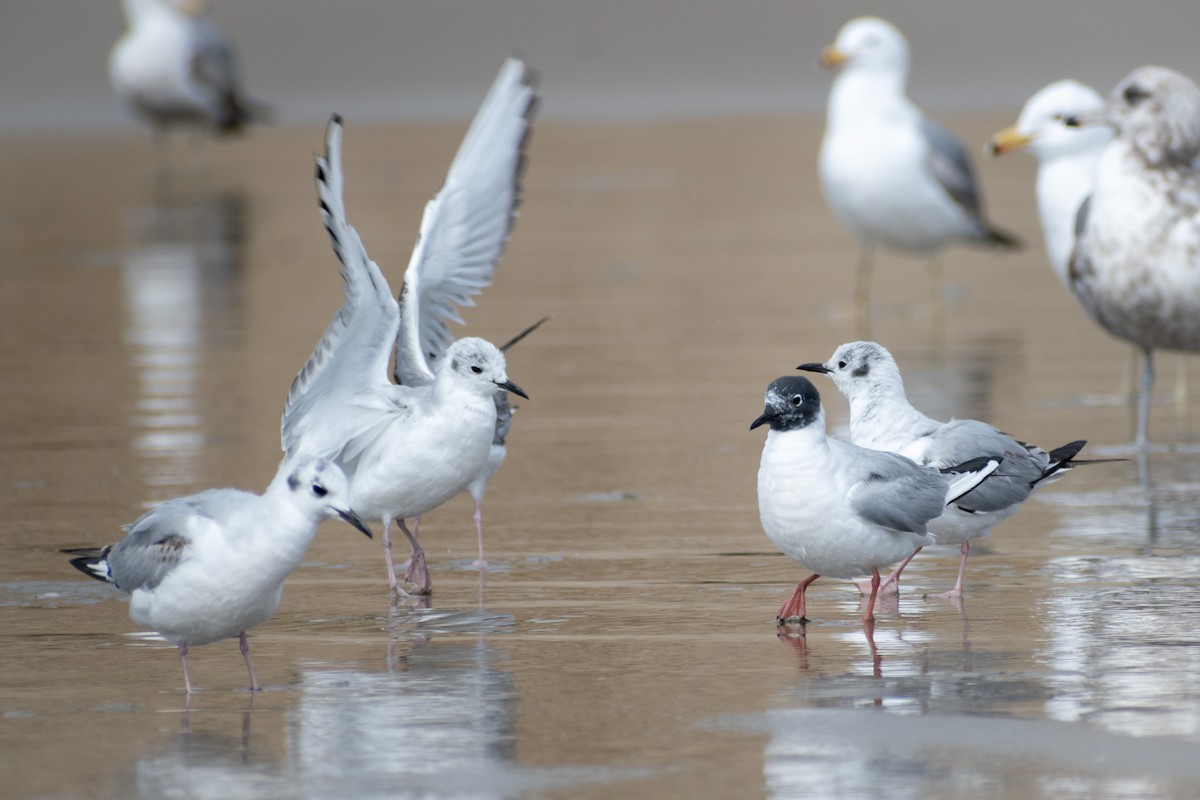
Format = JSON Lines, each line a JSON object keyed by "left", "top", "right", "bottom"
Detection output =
{"left": 920, "top": 116, "right": 987, "bottom": 224}
{"left": 105, "top": 494, "right": 209, "bottom": 591}
{"left": 281, "top": 117, "right": 406, "bottom": 464}
{"left": 393, "top": 58, "right": 538, "bottom": 386}
{"left": 906, "top": 419, "right": 1048, "bottom": 513}
{"left": 844, "top": 450, "right": 947, "bottom": 533}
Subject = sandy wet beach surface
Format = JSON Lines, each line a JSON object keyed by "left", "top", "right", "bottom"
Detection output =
{"left": 2, "top": 116, "right": 1200, "bottom": 798}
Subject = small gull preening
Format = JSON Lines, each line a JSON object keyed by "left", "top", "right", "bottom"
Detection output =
{"left": 800, "top": 341, "right": 1100, "bottom": 598}
{"left": 1064, "top": 65, "right": 1200, "bottom": 447}
{"left": 751, "top": 375, "right": 999, "bottom": 624}
{"left": 110, "top": 0, "right": 266, "bottom": 139}
{"left": 61, "top": 457, "right": 371, "bottom": 694}
{"left": 282, "top": 59, "right": 535, "bottom": 596}
{"left": 818, "top": 16, "right": 1019, "bottom": 328}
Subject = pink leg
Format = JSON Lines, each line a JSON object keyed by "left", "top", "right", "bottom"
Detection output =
{"left": 925, "top": 541, "right": 970, "bottom": 599}
{"left": 382, "top": 518, "right": 399, "bottom": 593}
{"left": 400, "top": 518, "right": 432, "bottom": 595}
{"left": 862, "top": 567, "right": 882, "bottom": 625}
{"left": 178, "top": 642, "right": 193, "bottom": 695}
{"left": 856, "top": 547, "right": 921, "bottom": 596}
{"left": 777, "top": 574, "right": 821, "bottom": 624}
{"left": 473, "top": 501, "right": 489, "bottom": 570}
{"left": 239, "top": 632, "right": 260, "bottom": 692}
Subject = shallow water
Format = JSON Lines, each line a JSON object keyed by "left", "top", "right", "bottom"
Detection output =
{"left": 2, "top": 117, "right": 1200, "bottom": 799}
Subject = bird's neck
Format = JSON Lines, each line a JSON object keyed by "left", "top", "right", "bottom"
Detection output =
{"left": 1036, "top": 154, "right": 1100, "bottom": 282}
{"left": 845, "top": 382, "right": 927, "bottom": 449}
{"left": 826, "top": 70, "right": 911, "bottom": 131}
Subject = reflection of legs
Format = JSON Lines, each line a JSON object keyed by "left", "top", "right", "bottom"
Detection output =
{"left": 239, "top": 632, "right": 260, "bottom": 692}
{"left": 1136, "top": 348, "right": 1154, "bottom": 447}
{"left": 400, "top": 518, "right": 431, "bottom": 594}
{"left": 854, "top": 246, "right": 874, "bottom": 338}
{"left": 178, "top": 642, "right": 193, "bottom": 695}
{"left": 925, "top": 542, "right": 970, "bottom": 599}
{"left": 927, "top": 256, "right": 945, "bottom": 338}
{"left": 777, "top": 573, "right": 820, "bottom": 623}
{"left": 857, "top": 547, "right": 920, "bottom": 596}
{"left": 1176, "top": 358, "right": 1189, "bottom": 429}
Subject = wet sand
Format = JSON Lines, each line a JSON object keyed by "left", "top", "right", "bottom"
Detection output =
{"left": 2, "top": 117, "right": 1200, "bottom": 799}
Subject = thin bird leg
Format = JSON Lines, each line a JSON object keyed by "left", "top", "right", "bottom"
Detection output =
{"left": 382, "top": 518, "right": 399, "bottom": 593}
{"left": 777, "top": 573, "right": 821, "bottom": 624}
{"left": 400, "top": 518, "right": 432, "bottom": 595}
{"left": 857, "top": 547, "right": 921, "bottom": 596}
{"left": 925, "top": 541, "right": 970, "bottom": 599}
{"left": 862, "top": 567, "right": 882, "bottom": 625}
{"left": 1136, "top": 347, "right": 1154, "bottom": 448}
{"left": 473, "top": 500, "right": 488, "bottom": 569}
{"left": 1176, "top": 357, "right": 1189, "bottom": 416}
{"left": 239, "top": 632, "right": 260, "bottom": 692}
{"left": 854, "top": 245, "right": 874, "bottom": 338}
{"left": 397, "top": 515, "right": 421, "bottom": 571}
{"left": 178, "top": 642, "right": 193, "bottom": 695}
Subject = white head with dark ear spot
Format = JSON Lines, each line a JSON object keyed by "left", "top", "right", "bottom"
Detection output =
{"left": 282, "top": 457, "right": 372, "bottom": 537}
{"left": 799, "top": 341, "right": 903, "bottom": 402}
{"left": 439, "top": 337, "right": 529, "bottom": 400}
{"left": 1104, "top": 66, "right": 1200, "bottom": 166}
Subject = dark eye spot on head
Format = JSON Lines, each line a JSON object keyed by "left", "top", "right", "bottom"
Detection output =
{"left": 471, "top": 365, "right": 483, "bottom": 375}
{"left": 1124, "top": 84, "right": 1147, "bottom": 105}
{"left": 311, "top": 484, "right": 328, "bottom": 498}
{"left": 851, "top": 362, "right": 870, "bottom": 378}
{"left": 837, "top": 360, "right": 847, "bottom": 370}
{"left": 790, "top": 394, "right": 803, "bottom": 406}
{"left": 450, "top": 358, "right": 459, "bottom": 371}
{"left": 287, "top": 475, "right": 300, "bottom": 491}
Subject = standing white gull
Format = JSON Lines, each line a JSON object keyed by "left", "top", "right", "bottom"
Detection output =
{"left": 800, "top": 341, "right": 1101, "bottom": 599}
{"left": 1065, "top": 65, "right": 1200, "bottom": 447}
{"left": 751, "top": 374, "right": 999, "bottom": 625}
{"left": 62, "top": 457, "right": 371, "bottom": 695}
{"left": 818, "top": 16, "right": 1019, "bottom": 328}
{"left": 110, "top": 0, "right": 266, "bottom": 139}
{"left": 282, "top": 59, "right": 535, "bottom": 596}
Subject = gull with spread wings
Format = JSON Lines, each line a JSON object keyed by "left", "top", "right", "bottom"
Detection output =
{"left": 282, "top": 59, "right": 537, "bottom": 596}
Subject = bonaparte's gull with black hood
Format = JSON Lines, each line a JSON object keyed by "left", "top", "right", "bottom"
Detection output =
{"left": 62, "top": 456, "right": 371, "bottom": 694}
{"left": 818, "top": 16, "right": 1020, "bottom": 327}
{"left": 752, "top": 375, "right": 999, "bottom": 625}
{"left": 282, "top": 59, "right": 535, "bottom": 596}
{"left": 801, "top": 341, "right": 1107, "bottom": 598}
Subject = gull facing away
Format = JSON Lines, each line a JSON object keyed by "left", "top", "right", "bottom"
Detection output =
{"left": 1064, "top": 65, "right": 1200, "bottom": 447}
{"left": 818, "top": 16, "right": 1019, "bottom": 328}
{"left": 751, "top": 375, "right": 1000, "bottom": 625}
{"left": 110, "top": 0, "right": 267, "bottom": 140}
{"left": 282, "top": 59, "right": 535, "bottom": 597}
{"left": 62, "top": 457, "right": 371, "bottom": 695}
{"left": 800, "top": 341, "right": 1102, "bottom": 599}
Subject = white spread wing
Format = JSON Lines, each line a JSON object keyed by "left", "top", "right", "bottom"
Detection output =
{"left": 281, "top": 116, "right": 405, "bottom": 463}
{"left": 394, "top": 58, "right": 538, "bottom": 386}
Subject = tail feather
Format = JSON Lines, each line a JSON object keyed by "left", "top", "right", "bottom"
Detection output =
{"left": 1034, "top": 440, "right": 1125, "bottom": 487}
{"left": 60, "top": 546, "right": 113, "bottom": 584}
{"left": 982, "top": 224, "right": 1022, "bottom": 250}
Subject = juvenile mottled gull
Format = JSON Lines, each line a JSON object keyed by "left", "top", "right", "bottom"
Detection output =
{"left": 282, "top": 59, "right": 534, "bottom": 597}
{"left": 751, "top": 375, "right": 999, "bottom": 625}
{"left": 62, "top": 457, "right": 371, "bottom": 694}
{"left": 1065, "top": 65, "right": 1200, "bottom": 446}
{"left": 818, "top": 16, "right": 1019, "bottom": 326}
{"left": 801, "top": 341, "right": 1101, "bottom": 598}
{"left": 110, "top": 0, "right": 266, "bottom": 137}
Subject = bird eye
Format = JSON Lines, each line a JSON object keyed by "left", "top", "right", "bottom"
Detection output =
{"left": 790, "top": 394, "right": 803, "bottom": 407}
{"left": 470, "top": 365, "right": 483, "bottom": 374}
{"left": 1124, "top": 84, "right": 1147, "bottom": 105}
{"left": 838, "top": 361, "right": 847, "bottom": 369}
{"left": 311, "top": 484, "right": 328, "bottom": 498}
{"left": 1052, "top": 113, "right": 1064, "bottom": 121}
